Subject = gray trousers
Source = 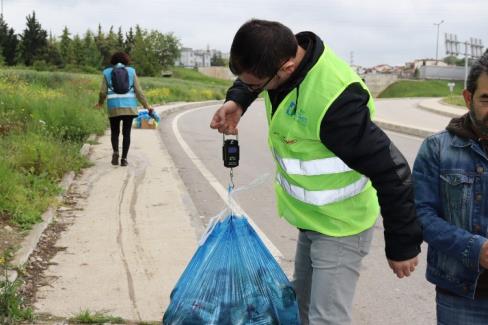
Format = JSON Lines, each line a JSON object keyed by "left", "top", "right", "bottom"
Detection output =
{"left": 292, "top": 226, "right": 374, "bottom": 325}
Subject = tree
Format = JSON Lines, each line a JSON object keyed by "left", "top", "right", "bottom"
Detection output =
{"left": 0, "top": 15, "right": 16, "bottom": 65}
{"left": 146, "top": 31, "right": 181, "bottom": 69}
{"left": 83, "top": 30, "right": 102, "bottom": 68}
{"left": 117, "top": 26, "right": 124, "bottom": 51}
{"left": 71, "top": 34, "right": 84, "bottom": 66}
{"left": 443, "top": 55, "right": 465, "bottom": 66}
{"left": 0, "top": 15, "right": 8, "bottom": 54}
{"left": 20, "top": 11, "right": 48, "bottom": 66}
{"left": 211, "top": 52, "right": 226, "bottom": 66}
{"left": 125, "top": 27, "right": 135, "bottom": 55}
{"left": 131, "top": 26, "right": 160, "bottom": 76}
{"left": 3, "top": 28, "right": 18, "bottom": 66}
{"left": 106, "top": 26, "right": 119, "bottom": 53}
{"left": 45, "top": 35, "right": 63, "bottom": 68}
{"left": 95, "top": 24, "right": 111, "bottom": 66}
{"left": 59, "top": 26, "right": 73, "bottom": 65}
{"left": 0, "top": 15, "right": 8, "bottom": 65}
{"left": 158, "top": 32, "right": 180, "bottom": 68}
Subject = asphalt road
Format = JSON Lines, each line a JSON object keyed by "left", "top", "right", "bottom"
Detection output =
{"left": 160, "top": 99, "right": 439, "bottom": 325}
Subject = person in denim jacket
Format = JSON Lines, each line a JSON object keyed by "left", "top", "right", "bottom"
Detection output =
{"left": 413, "top": 51, "right": 488, "bottom": 324}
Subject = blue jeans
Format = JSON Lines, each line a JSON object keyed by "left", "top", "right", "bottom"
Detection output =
{"left": 437, "top": 291, "right": 488, "bottom": 325}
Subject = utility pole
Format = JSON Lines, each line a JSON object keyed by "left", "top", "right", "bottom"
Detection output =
{"left": 434, "top": 20, "right": 444, "bottom": 64}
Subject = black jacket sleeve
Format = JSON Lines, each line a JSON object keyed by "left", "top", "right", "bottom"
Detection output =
{"left": 225, "top": 79, "right": 258, "bottom": 114}
{"left": 320, "top": 83, "right": 422, "bottom": 261}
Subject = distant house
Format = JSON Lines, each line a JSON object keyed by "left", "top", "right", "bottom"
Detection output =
{"left": 372, "top": 64, "right": 394, "bottom": 73}
{"left": 178, "top": 47, "right": 229, "bottom": 68}
{"left": 177, "top": 47, "right": 211, "bottom": 68}
{"left": 412, "top": 59, "right": 448, "bottom": 70}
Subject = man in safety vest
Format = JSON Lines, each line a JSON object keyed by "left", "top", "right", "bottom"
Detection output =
{"left": 210, "top": 19, "right": 422, "bottom": 325}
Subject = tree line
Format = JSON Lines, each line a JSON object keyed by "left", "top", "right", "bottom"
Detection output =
{"left": 0, "top": 11, "right": 181, "bottom": 76}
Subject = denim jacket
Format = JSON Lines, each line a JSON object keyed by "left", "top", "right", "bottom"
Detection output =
{"left": 413, "top": 129, "right": 488, "bottom": 299}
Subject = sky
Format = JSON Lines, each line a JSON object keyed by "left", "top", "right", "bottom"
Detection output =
{"left": 2, "top": 0, "right": 487, "bottom": 67}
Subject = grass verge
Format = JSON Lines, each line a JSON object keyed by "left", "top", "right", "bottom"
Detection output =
{"left": 378, "top": 79, "right": 464, "bottom": 98}
{"left": 442, "top": 95, "right": 465, "bottom": 107}
{"left": 69, "top": 310, "right": 125, "bottom": 324}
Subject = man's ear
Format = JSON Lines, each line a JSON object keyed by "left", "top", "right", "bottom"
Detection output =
{"left": 463, "top": 89, "right": 472, "bottom": 110}
{"left": 281, "top": 60, "right": 295, "bottom": 75}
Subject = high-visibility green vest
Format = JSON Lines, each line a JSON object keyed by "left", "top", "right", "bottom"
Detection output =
{"left": 264, "top": 45, "right": 380, "bottom": 236}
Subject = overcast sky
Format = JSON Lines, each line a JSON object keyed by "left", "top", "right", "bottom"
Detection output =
{"left": 3, "top": 0, "right": 487, "bottom": 67}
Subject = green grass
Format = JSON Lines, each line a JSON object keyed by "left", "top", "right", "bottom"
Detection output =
{"left": 0, "top": 258, "right": 34, "bottom": 323}
{"left": 378, "top": 79, "right": 464, "bottom": 98}
{"left": 140, "top": 76, "right": 227, "bottom": 103}
{"left": 69, "top": 310, "right": 125, "bottom": 324}
{"left": 442, "top": 95, "right": 466, "bottom": 107}
{"left": 0, "top": 70, "right": 104, "bottom": 228}
{"left": 171, "top": 67, "right": 231, "bottom": 86}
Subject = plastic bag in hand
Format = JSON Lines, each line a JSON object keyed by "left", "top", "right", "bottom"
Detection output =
{"left": 163, "top": 214, "right": 300, "bottom": 324}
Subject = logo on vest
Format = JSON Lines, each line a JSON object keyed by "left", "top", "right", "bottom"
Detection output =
{"left": 285, "top": 101, "right": 307, "bottom": 125}
{"left": 296, "top": 113, "right": 308, "bottom": 125}
{"left": 286, "top": 101, "right": 297, "bottom": 116}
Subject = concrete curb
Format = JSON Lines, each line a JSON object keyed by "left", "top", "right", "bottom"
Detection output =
{"left": 417, "top": 98, "right": 464, "bottom": 118}
{"left": 375, "top": 119, "right": 437, "bottom": 138}
{"left": 8, "top": 134, "right": 97, "bottom": 282}
{"left": 157, "top": 100, "right": 223, "bottom": 118}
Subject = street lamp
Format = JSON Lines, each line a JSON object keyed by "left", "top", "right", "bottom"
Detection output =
{"left": 434, "top": 20, "right": 445, "bottom": 64}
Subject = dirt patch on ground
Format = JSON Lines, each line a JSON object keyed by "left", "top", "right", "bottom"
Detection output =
{"left": 16, "top": 185, "right": 84, "bottom": 308}
{"left": 19, "top": 220, "right": 68, "bottom": 306}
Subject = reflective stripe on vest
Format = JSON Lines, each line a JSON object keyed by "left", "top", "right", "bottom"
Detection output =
{"left": 107, "top": 93, "right": 136, "bottom": 99}
{"left": 276, "top": 173, "right": 369, "bottom": 206}
{"left": 273, "top": 150, "right": 352, "bottom": 175}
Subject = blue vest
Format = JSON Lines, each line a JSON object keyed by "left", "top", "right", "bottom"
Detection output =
{"left": 102, "top": 64, "right": 138, "bottom": 109}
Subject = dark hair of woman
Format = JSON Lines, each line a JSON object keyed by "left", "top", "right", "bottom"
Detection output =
{"left": 110, "top": 52, "right": 130, "bottom": 65}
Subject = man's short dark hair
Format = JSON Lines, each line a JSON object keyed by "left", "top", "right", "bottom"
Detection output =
{"left": 229, "top": 19, "right": 298, "bottom": 79}
{"left": 110, "top": 52, "right": 130, "bottom": 66}
{"left": 467, "top": 50, "right": 488, "bottom": 94}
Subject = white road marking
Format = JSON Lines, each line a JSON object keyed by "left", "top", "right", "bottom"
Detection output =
{"left": 172, "top": 104, "right": 284, "bottom": 260}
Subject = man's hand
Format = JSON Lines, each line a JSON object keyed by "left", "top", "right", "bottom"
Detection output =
{"left": 480, "top": 240, "right": 488, "bottom": 269}
{"left": 388, "top": 256, "right": 419, "bottom": 278}
{"left": 95, "top": 103, "right": 103, "bottom": 110}
{"left": 210, "top": 100, "right": 243, "bottom": 135}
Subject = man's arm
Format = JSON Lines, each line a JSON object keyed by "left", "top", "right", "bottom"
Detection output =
{"left": 413, "top": 136, "right": 486, "bottom": 272}
{"left": 225, "top": 79, "right": 259, "bottom": 114}
{"left": 320, "top": 83, "right": 422, "bottom": 262}
{"left": 209, "top": 79, "right": 260, "bottom": 134}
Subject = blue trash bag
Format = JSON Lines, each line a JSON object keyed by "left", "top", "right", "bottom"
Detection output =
{"left": 163, "top": 214, "right": 300, "bottom": 324}
{"left": 134, "top": 109, "right": 160, "bottom": 128}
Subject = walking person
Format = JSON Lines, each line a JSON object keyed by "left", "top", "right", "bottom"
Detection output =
{"left": 413, "top": 52, "right": 488, "bottom": 324}
{"left": 96, "top": 51, "right": 153, "bottom": 166}
{"left": 210, "top": 19, "right": 422, "bottom": 324}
